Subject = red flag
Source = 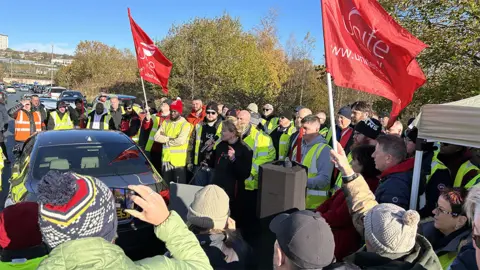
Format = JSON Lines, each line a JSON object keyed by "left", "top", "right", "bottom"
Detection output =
{"left": 128, "top": 8, "right": 172, "bottom": 94}
{"left": 321, "top": 0, "right": 427, "bottom": 120}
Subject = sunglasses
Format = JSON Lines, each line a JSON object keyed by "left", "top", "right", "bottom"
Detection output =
{"left": 206, "top": 111, "right": 217, "bottom": 115}
{"left": 125, "top": 107, "right": 133, "bottom": 110}
{"left": 263, "top": 108, "right": 271, "bottom": 111}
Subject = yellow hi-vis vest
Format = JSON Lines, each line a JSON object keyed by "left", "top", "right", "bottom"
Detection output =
{"left": 264, "top": 117, "right": 279, "bottom": 134}
{"left": 86, "top": 113, "right": 110, "bottom": 130}
{"left": 325, "top": 127, "right": 333, "bottom": 145}
{"left": 291, "top": 143, "right": 330, "bottom": 209}
{"left": 243, "top": 126, "right": 275, "bottom": 190}
{"left": 319, "top": 126, "right": 329, "bottom": 138}
{"left": 438, "top": 252, "right": 457, "bottom": 270}
{"left": 145, "top": 116, "right": 160, "bottom": 152}
{"left": 50, "top": 111, "right": 73, "bottom": 130}
{"left": 193, "top": 122, "right": 223, "bottom": 165}
{"left": 162, "top": 118, "right": 192, "bottom": 167}
{"left": 0, "top": 255, "right": 47, "bottom": 270}
{"left": 419, "top": 154, "right": 449, "bottom": 208}
{"left": 10, "top": 155, "right": 30, "bottom": 203}
{"left": 465, "top": 173, "right": 480, "bottom": 189}
{"left": 330, "top": 152, "right": 353, "bottom": 194}
{"left": 453, "top": 160, "right": 480, "bottom": 188}
{"left": 278, "top": 125, "right": 297, "bottom": 161}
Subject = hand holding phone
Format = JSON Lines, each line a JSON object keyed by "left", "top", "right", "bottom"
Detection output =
{"left": 124, "top": 185, "right": 170, "bottom": 226}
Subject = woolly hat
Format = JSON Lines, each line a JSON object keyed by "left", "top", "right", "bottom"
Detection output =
{"left": 364, "top": 203, "right": 420, "bottom": 255}
{"left": 37, "top": 171, "right": 118, "bottom": 249}
{"left": 170, "top": 97, "right": 183, "bottom": 114}
{"left": 226, "top": 109, "right": 238, "bottom": 118}
{"left": 0, "top": 202, "right": 43, "bottom": 250}
{"left": 187, "top": 185, "right": 230, "bottom": 230}
{"left": 355, "top": 118, "right": 382, "bottom": 139}
{"left": 247, "top": 103, "right": 258, "bottom": 114}
{"left": 205, "top": 102, "right": 218, "bottom": 112}
{"left": 406, "top": 127, "right": 418, "bottom": 142}
{"left": 338, "top": 106, "right": 352, "bottom": 120}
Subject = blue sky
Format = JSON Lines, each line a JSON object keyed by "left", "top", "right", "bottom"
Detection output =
{"left": 1, "top": 0, "right": 325, "bottom": 63}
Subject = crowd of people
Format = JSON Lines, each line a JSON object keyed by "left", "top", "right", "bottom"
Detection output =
{"left": 1, "top": 93, "right": 480, "bottom": 269}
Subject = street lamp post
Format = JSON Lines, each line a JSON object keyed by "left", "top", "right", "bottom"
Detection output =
{"left": 50, "top": 44, "right": 54, "bottom": 88}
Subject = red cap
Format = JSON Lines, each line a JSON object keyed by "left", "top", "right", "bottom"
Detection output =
{"left": 0, "top": 202, "right": 43, "bottom": 250}
{"left": 170, "top": 97, "right": 183, "bottom": 115}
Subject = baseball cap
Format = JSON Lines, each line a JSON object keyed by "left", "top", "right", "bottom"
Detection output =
{"left": 270, "top": 210, "right": 335, "bottom": 269}
{"left": 294, "top": 105, "right": 305, "bottom": 113}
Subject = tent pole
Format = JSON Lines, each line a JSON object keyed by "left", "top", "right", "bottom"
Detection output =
{"left": 410, "top": 149, "right": 424, "bottom": 210}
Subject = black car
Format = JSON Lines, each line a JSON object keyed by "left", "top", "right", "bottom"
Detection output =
{"left": 59, "top": 90, "right": 87, "bottom": 106}
{"left": 7, "top": 130, "right": 169, "bottom": 258}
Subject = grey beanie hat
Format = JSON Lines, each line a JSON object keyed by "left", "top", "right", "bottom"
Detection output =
{"left": 187, "top": 185, "right": 230, "bottom": 230}
{"left": 364, "top": 203, "right": 420, "bottom": 254}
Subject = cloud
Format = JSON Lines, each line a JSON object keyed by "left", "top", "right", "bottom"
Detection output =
{"left": 12, "top": 43, "right": 75, "bottom": 55}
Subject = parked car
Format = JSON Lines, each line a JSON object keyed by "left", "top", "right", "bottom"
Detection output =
{"left": 19, "top": 86, "right": 29, "bottom": 92}
{"left": 39, "top": 97, "right": 58, "bottom": 111}
{"left": 6, "top": 130, "right": 169, "bottom": 256}
{"left": 49, "top": 86, "right": 67, "bottom": 100}
{"left": 6, "top": 86, "right": 16, "bottom": 93}
{"left": 59, "top": 90, "right": 87, "bottom": 107}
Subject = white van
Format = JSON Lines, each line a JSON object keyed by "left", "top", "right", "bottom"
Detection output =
{"left": 49, "top": 87, "right": 67, "bottom": 100}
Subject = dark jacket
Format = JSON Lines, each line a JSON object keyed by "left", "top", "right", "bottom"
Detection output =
{"left": 0, "top": 102, "right": 9, "bottom": 131}
{"left": 344, "top": 235, "right": 442, "bottom": 269}
{"left": 316, "top": 176, "right": 379, "bottom": 260}
{"left": 449, "top": 241, "right": 478, "bottom": 269}
{"left": 419, "top": 221, "right": 471, "bottom": 269}
{"left": 212, "top": 139, "right": 253, "bottom": 200}
{"left": 196, "top": 232, "right": 252, "bottom": 269}
{"left": 32, "top": 103, "right": 47, "bottom": 125}
{"left": 187, "top": 119, "right": 222, "bottom": 167}
{"left": 109, "top": 107, "right": 124, "bottom": 130}
{"left": 375, "top": 158, "right": 415, "bottom": 209}
{"left": 119, "top": 111, "right": 141, "bottom": 138}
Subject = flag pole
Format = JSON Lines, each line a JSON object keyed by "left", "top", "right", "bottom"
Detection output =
{"left": 140, "top": 77, "right": 148, "bottom": 109}
{"left": 326, "top": 73, "right": 338, "bottom": 153}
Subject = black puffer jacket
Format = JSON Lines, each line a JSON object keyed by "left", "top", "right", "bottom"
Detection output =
{"left": 196, "top": 232, "right": 253, "bottom": 269}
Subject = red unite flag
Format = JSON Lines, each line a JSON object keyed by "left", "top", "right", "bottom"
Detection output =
{"left": 128, "top": 8, "right": 172, "bottom": 94}
{"left": 321, "top": 0, "right": 428, "bottom": 120}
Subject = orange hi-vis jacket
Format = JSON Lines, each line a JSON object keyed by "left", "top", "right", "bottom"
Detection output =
{"left": 15, "top": 110, "right": 42, "bottom": 142}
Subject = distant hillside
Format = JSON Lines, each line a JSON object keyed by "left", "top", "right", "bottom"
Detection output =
{"left": 0, "top": 48, "right": 73, "bottom": 65}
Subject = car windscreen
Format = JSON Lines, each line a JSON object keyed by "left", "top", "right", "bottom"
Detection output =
{"left": 50, "top": 88, "right": 66, "bottom": 93}
{"left": 33, "top": 143, "right": 152, "bottom": 179}
{"left": 61, "top": 92, "right": 82, "bottom": 98}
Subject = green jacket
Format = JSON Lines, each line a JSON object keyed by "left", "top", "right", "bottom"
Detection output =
{"left": 37, "top": 211, "right": 213, "bottom": 270}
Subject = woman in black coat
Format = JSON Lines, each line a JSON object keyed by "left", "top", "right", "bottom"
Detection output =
{"left": 212, "top": 119, "right": 253, "bottom": 219}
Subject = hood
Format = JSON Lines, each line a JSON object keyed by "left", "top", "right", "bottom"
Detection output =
{"left": 344, "top": 235, "right": 441, "bottom": 269}
{"left": 38, "top": 237, "right": 133, "bottom": 269}
{"left": 380, "top": 158, "right": 415, "bottom": 179}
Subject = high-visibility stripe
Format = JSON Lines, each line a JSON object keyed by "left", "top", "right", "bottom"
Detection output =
{"left": 257, "top": 152, "right": 269, "bottom": 157}
{"left": 307, "top": 189, "right": 328, "bottom": 196}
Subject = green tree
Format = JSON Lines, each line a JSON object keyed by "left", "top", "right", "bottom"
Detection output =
{"left": 158, "top": 13, "right": 288, "bottom": 106}
{"left": 379, "top": 0, "right": 480, "bottom": 112}
{"left": 55, "top": 41, "right": 139, "bottom": 98}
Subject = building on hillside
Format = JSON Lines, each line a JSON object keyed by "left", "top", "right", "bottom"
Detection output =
{"left": 0, "top": 34, "right": 8, "bottom": 50}
{"left": 51, "top": 58, "right": 73, "bottom": 66}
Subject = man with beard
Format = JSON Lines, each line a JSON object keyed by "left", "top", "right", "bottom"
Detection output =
{"left": 142, "top": 99, "right": 171, "bottom": 171}
{"left": 350, "top": 101, "right": 371, "bottom": 126}
{"left": 119, "top": 100, "right": 141, "bottom": 142}
{"left": 31, "top": 95, "right": 47, "bottom": 127}
{"left": 187, "top": 102, "right": 223, "bottom": 186}
{"left": 154, "top": 98, "right": 192, "bottom": 184}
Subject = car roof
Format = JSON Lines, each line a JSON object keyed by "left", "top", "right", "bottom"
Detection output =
{"left": 35, "top": 130, "right": 133, "bottom": 146}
